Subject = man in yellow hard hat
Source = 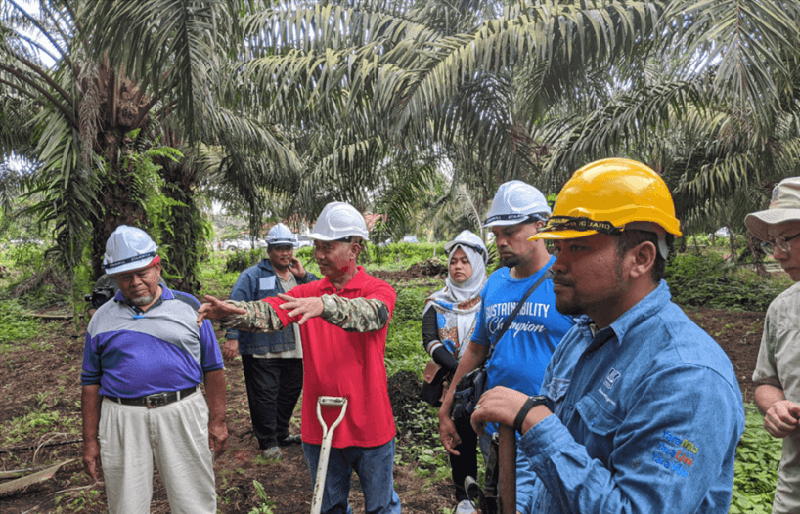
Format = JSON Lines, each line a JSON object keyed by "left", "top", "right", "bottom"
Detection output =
{"left": 470, "top": 158, "right": 745, "bottom": 513}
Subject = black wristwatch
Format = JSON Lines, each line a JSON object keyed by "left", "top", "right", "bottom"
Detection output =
{"left": 513, "top": 395, "right": 549, "bottom": 434}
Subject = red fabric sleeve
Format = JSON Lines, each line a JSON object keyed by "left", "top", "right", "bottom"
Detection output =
{"left": 261, "top": 281, "right": 320, "bottom": 326}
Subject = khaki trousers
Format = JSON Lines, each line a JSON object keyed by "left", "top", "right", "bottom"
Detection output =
{"left": 774, "top": 432, "right": 800, "bottom": 514}
{"left": 99, "top": 391, "right": 216, "bottom": 514}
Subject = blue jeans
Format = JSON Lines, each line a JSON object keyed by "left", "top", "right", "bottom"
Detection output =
{"left": 303, "top": 438, "right": 401, "bottom": 514}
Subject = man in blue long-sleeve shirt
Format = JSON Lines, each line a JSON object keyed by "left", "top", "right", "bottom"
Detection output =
{"left": 223, "top": 223, "right": 317, "bottom": 460}
{"left": 472, "top": 158, "right": 745, "bottom": 513}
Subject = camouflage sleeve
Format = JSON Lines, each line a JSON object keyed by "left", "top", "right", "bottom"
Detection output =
{"left": 319, "top": 295, "right": 390, "bottom": 332}
{"left": 218, "top": 300, "right": 285, "bottom": 333}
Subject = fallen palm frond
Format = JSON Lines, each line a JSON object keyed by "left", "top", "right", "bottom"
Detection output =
{"left": 0, "top": 458, "right": 74, "bottom": 497}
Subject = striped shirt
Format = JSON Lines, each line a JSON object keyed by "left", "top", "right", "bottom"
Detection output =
{"left": 81, "top": 287, "right": 223, "bottom": 398}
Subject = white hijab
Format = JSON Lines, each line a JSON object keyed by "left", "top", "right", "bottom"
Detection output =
{"left": 423, "top": 235, "right": 487, "bottom": 357}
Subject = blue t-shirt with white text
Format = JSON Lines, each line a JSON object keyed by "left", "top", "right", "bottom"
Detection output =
{"left": 472, "top": 256, "right": 575, "bottom": 400}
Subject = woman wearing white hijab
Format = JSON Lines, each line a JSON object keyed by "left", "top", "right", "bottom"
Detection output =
{"left": 421, "top": 230, "right": 487, "bottom": 514}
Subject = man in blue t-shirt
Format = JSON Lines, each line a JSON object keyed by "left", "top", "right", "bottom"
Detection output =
{"left": 439, "top": 181, "right": 575, "bottom": 514}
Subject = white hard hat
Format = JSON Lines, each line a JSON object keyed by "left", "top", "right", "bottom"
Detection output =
{"left": 310, "top": 202, "right": 370, "bottom": 241}
{"left": 103, "top": 225, "right": 158, "bottom": 275}
{"left": 483, "top": 180, "right": 551, "bottom": 227}
{"left": 266, "top": 223, "right": 296, "bottom": 247}
{"left": 444, "top": 230, "right": 488, "bottom": 264}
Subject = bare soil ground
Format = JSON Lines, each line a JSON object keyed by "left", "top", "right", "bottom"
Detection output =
{"left": 0, "top": 274, "right": 765, "bottom": 513}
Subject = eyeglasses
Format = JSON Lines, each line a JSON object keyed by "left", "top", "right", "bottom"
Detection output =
{"left": 761, "top": 233, "right": 800, "bottom": 255}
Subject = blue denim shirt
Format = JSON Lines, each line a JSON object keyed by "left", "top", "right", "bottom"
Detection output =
{"left": 225, "top": 259, "right": 317, "bottom": 355}
{"left": 519, "top": 280, "right": 744, "bottom": 514}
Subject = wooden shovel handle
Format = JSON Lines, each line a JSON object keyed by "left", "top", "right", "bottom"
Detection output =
{"left": 498, "top": 424, "right": 516, "bottom": 514}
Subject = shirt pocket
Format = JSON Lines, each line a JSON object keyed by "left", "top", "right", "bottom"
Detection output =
{"left": 575, "top": 395, "right": 622, "bottom": 459}
{"left": 259, "top": 276, "right": 277, "bottom": 291}
{"left": 257, "top": 276, "right": 279, "bottom": 298}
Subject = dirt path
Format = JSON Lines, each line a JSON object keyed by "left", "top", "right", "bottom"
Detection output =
{"left": 0, "top": 305, "right": 764, "bottom": 513}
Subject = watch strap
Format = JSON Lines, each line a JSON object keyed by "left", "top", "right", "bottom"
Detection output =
{"left": 513, "top": 395, "right": 549, "bottom": 434}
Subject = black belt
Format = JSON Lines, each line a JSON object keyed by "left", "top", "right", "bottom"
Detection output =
{"left": 105, "top": 386, "right": 198, "bottom": 408}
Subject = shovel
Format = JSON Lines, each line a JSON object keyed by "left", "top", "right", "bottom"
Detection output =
{"left": 310, "top": 396, "right": 348, "bottom": 514}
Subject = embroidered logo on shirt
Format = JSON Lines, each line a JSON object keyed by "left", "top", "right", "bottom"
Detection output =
{"left": 650, "top": 429, "right": 700, "bottom": 478}
{"left": 486, "top": 315, "right": 549, "bottom": 336}
{"left": 597, "top": 388, "right": 616, "bottom": 407}
{"left": 652, "top": 449, "right": 690, "bottom": 477}
{"left": 662, "top": 430, "right": 700, "bottom": 454}
{"left": 603, "top": 368, "right": 621, "bottom": 389}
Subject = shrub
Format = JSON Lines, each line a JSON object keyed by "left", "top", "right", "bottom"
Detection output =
{"left": 364, "top": 242, "right": 445, "bottom": 268}
{"left": 295, "top": 246, "right": 313, "bottom": 261}
{"left": 393, "top": 286, "right": 430, "bottom": 322}
{"left": 665, "top": 253, "right": 791, "bottom": 311}
{"left": 386, "top": 287, "right": 430, "bottom": 377}
{"left": 686, "top": 233, "right": 748, "bottom": 249}
{"left": 2, "top": 240, "right": 46, "bottom": 270}
{"left": 385, "top": 320, "right": 427, "bottom": 377}
{"left": 294, "top": 247, "right": 320, "bottom": 277}
{"left": 224, "top": 249, "right": 265, "bottom": 274}
{"left": 197, "top": 253, "right": 240, "bottom": 298}
{"left": 0, "top": 299, "right": 41, "bottom": 351}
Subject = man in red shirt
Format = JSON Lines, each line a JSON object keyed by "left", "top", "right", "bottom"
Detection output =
{"left": 199, "top": 202, "right": 401, "bottom": 514}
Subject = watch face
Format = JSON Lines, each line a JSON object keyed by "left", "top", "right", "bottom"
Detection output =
{"left": 531, "top": 395, "right": 549, "bottom": 406}
{"left": 515, "top": 396, "right": 550, "bottom": 434}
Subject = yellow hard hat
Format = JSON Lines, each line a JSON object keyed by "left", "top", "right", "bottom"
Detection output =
{"left": 530, "top": 158, "right": 682, "bottom": 241}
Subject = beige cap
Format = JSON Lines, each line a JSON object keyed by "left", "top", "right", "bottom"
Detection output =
{"left": 745, "top": 177, "right": 800, "bottom": 241}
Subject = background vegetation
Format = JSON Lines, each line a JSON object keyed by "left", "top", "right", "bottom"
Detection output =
{"left": 2, "top": 0, "right": 799, "bottom": 306}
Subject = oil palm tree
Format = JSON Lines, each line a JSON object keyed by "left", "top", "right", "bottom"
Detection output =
{"left": 1, "top": 0, "right": 301, "bottom": 290}
{"left": 233, "top": 0, "right": 668, "bottom": 236}
{"left": 536, "top": 0, "right": 800, "bottom": 231}
{"left": 262, "top": 0, "right": 799, "bottom": 239}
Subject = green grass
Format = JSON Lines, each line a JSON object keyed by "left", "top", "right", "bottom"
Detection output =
{"left": 0, "top": 299, "right": 42, "bottom": 353}
{"left": 197, "top": 253, "right": 242, "bottom": 299}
